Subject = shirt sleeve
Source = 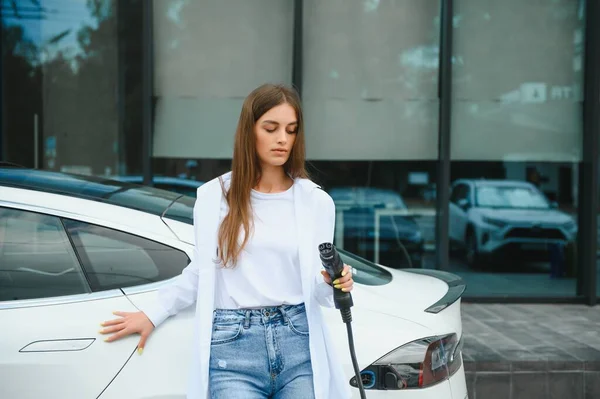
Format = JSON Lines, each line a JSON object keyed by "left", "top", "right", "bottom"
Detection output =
{"left": 140, "top": 246, "right": 201, "bottom": 327}
{"left": 138, "top": 191, "right": 204, "bottom": 327}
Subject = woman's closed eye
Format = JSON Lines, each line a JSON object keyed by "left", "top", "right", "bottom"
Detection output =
{"left": 264, "top": 128, "right": 297, "bottom": 134}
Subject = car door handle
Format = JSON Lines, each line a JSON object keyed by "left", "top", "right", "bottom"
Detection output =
{"left": 19, "top": 338, "right": 95, "bottom": 353}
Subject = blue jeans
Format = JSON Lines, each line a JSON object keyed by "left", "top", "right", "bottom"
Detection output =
{"left": 209, "top": 303, "right": 315, "bottom": 399}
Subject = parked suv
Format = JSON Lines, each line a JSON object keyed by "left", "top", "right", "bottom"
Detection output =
{"left": 448, "top": 179, "right": 577, "bottom": 268}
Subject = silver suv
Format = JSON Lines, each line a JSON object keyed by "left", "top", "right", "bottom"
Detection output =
{"left": 448, "top": 179, "right": 577, "bottom": 267}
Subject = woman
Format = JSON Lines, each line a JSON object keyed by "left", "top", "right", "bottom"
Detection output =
{"left": 99, "top": 83, "right": 354, "bottom": 399}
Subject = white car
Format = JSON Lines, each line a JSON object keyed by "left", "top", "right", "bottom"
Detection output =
{"left": 0, "top": 167, "right": 467, "bottom": 399}
{"left": 449, "top": 179, "right": 577, "bottom": 268}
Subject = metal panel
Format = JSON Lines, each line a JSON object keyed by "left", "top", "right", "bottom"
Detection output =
{"left": 580, "top": 0, "right": 599, "bottom": 305}
{"left": 292, "top": 0, "right": 303, "bottom": 96}
{"left": 142, "top": 1, "right": 154, "bottom": 186}
{"left": 435, "top": 0, "right": 453, "bottom": 271}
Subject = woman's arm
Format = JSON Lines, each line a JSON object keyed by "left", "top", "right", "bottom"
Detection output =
{"left": 140, "top": 246, "right": 201, "bottom": 327}
{"left": 101, "top": 189, "right": 207, "bottom": 350}
{"left": 138, "top": 196, "right": 205, "bottom": 327}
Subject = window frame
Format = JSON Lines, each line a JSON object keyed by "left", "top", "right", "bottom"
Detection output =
{"left": 0, "top": 201, "right": 193, "bottom": 309}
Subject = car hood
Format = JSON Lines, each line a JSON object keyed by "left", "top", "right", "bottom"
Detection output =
{"left": 475, "top": 207, "right": 574, "bottom": 225}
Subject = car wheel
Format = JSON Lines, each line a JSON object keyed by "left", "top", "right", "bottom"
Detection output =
{"left": 465, "top": 230, "right": 480, "bottom": 269}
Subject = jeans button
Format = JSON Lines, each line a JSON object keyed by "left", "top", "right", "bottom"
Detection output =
{"left": 265, "top": 311, "right": 270, "bottom": 316}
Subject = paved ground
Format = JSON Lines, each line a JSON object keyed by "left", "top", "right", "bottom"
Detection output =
{"left": 461, "top": 303, "right": 600, "bottom": 398}
{"left": 462, "top": 303, "right": 600, "bottom": 362}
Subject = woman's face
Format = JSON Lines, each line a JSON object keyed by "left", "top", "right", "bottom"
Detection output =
{"left": 254, "top": 102, "right": 297, "bottom": 169}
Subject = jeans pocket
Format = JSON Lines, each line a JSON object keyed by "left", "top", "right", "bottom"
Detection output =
{"left": 287, "top": 311, "right": 310, "bottom": 336}
{"left": 211, "top": 322, "right": 242, "bottom": 345}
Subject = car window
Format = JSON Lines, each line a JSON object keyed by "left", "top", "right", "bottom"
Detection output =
{"left": 63, "top": 219, "right": 190, "bottom": 291}
{"left": 450, "top": 184, "right": 469, "bottom": 204}
{"left": 450, "top": 184, "right": 461, "bottom": 203}
{"left": 475, "top": 185, "right": 549, "bottom": 209}
{"left": 163, "top": 195, "right": 196, "bottom": 224}
{"left": 0, "top": 207, "right": 89, "bottom": 301}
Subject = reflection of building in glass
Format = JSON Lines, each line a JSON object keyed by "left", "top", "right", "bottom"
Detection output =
{"left": 1, "top": 0, "right": 599, "bottom": 303}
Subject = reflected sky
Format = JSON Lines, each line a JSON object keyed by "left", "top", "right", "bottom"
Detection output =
{"left": 2, "top": 0, "right": 100, "bottom": 63}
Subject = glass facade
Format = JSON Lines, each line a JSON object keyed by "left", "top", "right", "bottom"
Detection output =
{"left": 1, "top": 0, "right": 599, "bottom": 303}
{"left": 0, "top": 0, "right": 144, "bottom": 176}
{"left": 448, "top": 0, "right": 585, "bottom": 297}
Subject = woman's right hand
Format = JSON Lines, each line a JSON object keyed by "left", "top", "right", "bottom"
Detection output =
{"left": 99, "top": 311, "right": 155, "bottom": 355}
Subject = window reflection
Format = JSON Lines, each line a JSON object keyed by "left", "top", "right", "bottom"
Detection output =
{"left": 475, "top": 185, "right": 552, "bottom": 209}
{"left": 153, "top": 158, "right": 437, "bottom": 270}
{"left": 449, "top": 0, "right": 584, "bottom": 297}
{"left": 1, "top": 0, "right": 143, "bottom": 175}
{"left": 0, "top": 207, "right": 88, "bottom": 301}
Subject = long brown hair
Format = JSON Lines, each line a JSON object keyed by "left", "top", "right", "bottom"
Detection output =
{"left": 217, "top": 83, "right": 308, "bottom": 268}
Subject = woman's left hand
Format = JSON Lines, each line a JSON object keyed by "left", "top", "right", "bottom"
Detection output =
{"left": 320, "top": 264, "right": 354, "bottom": 292}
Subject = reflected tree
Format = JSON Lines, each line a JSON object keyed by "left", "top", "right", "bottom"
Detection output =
{"left": 1, "top": 0, "right": 143, "bottom": 174}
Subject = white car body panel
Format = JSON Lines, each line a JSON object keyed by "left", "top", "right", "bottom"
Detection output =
{"left": 101, "top": 288, "right": 466, "bottom": 399}
{"left": 0, "top": 183, "right": 467, "bottom": 399}
{"left": 0, "top": 292, "right": 139, "bottom": 399}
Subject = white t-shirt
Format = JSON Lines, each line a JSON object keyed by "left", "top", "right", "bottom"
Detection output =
{"left": 214, "top": 185, "right": 303, "bottom": 309}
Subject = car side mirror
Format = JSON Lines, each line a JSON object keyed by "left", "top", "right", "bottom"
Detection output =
{"left": 457, "top": 198, "right": 470, "bottom": 210}
{"left": 550, "top": 201, "right": 559, "bottom": 209}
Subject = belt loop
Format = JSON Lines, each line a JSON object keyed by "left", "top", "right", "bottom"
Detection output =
{"left": 279, "top": 306, "right": 289, "bottom": 325}
{"left": 244, "top": 310, "right": 251, "bottom": 329}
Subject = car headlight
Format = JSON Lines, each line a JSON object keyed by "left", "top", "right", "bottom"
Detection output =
{"left": 562, "top": 221, "right": 577, "bottom": 231}
{"left": 482, "top": 216, "right": 507, "bottom": 228}
{"left": 350, "top": 333, "right": 463, "bottom": 390}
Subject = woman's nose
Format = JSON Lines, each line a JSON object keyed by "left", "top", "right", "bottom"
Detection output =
{"left": 276, "top": 130, "right": 287, "bottom": 144}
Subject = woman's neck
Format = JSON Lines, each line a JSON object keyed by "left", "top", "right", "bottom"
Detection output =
{"left": 254, "top": 166, "right": 292, "bottom": 193}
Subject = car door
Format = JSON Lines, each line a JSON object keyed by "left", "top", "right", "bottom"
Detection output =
{"left": 0, "top": 206, "right": 191, "bottom": 399}
{"left": 0, "top": 206, "right": 140, "bottom": 399}
{"left": 449, "top": 183, "right": 470, "bottom": 244}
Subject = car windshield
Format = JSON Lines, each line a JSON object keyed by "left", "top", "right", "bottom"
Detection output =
{"left": 475, "top": 185, "right": 550, "bottom": 209}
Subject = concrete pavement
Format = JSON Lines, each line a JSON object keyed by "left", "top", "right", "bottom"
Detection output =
{"left": 461, "top": 303, "right": 600, "bottom": 399}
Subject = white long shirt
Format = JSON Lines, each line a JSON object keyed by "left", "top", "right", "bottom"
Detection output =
{"left": 214, "top": 185, "right": 304, "bottom": 309}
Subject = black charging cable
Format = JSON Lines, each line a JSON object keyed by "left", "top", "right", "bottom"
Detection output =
{"left": 319, "top": 242, "right": 367, "bottom": 399}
